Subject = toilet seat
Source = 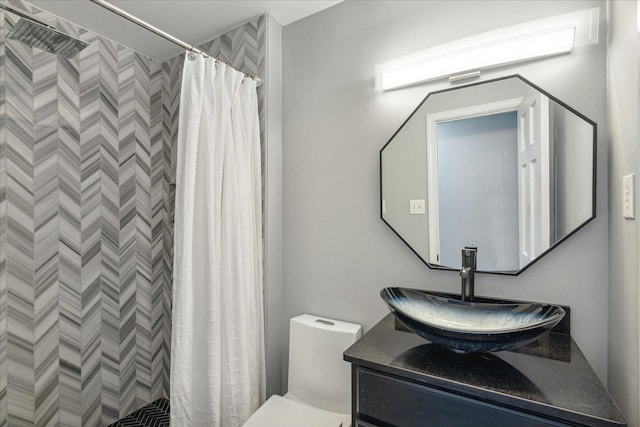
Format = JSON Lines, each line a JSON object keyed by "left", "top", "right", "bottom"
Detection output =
{"left": 243, "top": 395, "right": 345, "bottom": 427}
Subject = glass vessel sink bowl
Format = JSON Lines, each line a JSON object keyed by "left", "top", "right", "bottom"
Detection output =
{"left": 380, "top": 287, "right": 566, "bottom": 353}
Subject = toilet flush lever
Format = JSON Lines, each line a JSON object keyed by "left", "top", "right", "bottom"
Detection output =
{"left": 315, "top": 319, "right": 335, "bottom": 326}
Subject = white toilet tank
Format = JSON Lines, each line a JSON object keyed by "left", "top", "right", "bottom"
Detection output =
{"left": 287, "top": 314, "right": 362, "bottom": 415}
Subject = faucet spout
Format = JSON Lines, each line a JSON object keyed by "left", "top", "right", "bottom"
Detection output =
{"left": 460, "top": 246, "right": 477, "bottom": 302}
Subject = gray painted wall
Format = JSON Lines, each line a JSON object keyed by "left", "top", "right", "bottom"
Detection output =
{"left": 283, "top": 0, "right": 608, "bottom": 391}
{"left": 265, "top": 15, "right": 284, "bottom": 398}
{"left": 552, "top": 102, "right": 594, "bottom": 241}
{"left": 606, "top": 1, "right": 639, "bottom": 426}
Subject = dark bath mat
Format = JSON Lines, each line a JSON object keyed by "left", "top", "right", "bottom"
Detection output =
{"left": 108, "top": 398, "right": 169, "bottom": 427}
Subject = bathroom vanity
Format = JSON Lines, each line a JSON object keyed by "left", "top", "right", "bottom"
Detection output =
{"left": 344, "top": 313, "right": 626, "bottom": 427}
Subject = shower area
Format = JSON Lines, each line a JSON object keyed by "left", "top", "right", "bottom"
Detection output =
{"left": 0, "top": 1, "right": 266, "bottom": 425}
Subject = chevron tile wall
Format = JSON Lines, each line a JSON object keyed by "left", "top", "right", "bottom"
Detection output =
{"left": 0, "top": 3, "right": 266, "bottom": 426}
{"left": 0, "top": 3, "right": 165, "bottom": 425}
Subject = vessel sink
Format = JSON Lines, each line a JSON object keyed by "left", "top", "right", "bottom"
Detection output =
{"left": 380, "top": 287, "right": 566, "bottom": 353}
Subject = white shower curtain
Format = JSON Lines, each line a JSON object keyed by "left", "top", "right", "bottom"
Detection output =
{"left": 171, "top": 54, "right": 265, "bottom": 427}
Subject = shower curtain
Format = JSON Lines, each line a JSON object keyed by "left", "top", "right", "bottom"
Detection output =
{"left": 170, "top": 54, "right": 265, "bottom": 427}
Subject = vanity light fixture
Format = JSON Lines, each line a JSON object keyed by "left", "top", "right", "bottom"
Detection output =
{"left": 375, "top": 6, "right": 602, "bottom": 91}
{"left": 376, "top": 25, "right": 575, "bottom": 91}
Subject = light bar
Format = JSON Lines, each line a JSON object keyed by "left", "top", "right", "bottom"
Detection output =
{"left": 376, "top": 25, "right": 575, "bottom": 91}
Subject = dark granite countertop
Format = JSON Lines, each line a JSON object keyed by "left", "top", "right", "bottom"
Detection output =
{"left": 344, "top": 313, "right": 626, "bottom": 427}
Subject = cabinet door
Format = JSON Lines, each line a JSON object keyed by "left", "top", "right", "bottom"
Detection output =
{"left": 357, "top": 368, "right": 570, "bottom": 427}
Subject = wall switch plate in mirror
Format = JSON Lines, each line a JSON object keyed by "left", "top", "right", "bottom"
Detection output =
{"left": 409, "top": 199, "right": 425, "bottom": 215}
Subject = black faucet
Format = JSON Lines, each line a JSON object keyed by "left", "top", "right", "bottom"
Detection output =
{"left": 460, "top": 246, "right": 477, "bottom": 302}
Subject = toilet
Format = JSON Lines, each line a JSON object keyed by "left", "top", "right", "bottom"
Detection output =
{"left": 243, "top": 314, "right": 362, "bottom": 427}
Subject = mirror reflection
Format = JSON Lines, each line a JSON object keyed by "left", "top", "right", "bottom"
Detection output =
{"left": 381, "top": 76, "right": 595, "bottom": 274}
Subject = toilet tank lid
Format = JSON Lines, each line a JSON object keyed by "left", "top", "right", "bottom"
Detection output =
{"left": 291, "top": 314, "right": 362, "bottom": 336}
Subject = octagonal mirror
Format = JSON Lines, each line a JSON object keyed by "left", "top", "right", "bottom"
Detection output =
{"left": 381, "top": 75, "right": 596, "bottom": 275}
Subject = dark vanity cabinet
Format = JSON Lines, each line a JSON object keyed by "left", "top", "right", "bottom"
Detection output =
{"left": 344, "top": 314, "right": 626, "bottom": 427}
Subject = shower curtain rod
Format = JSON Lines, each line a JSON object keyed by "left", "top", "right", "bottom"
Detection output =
{"left": 89, "top": 0, "right": 263, "bottom": 87}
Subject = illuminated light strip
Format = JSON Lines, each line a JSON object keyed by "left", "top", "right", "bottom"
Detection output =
{"left": 374, "top": 6, "right": 603, "bottom": 91}
{"left": 376, "top": 25, "right": 575, "bottom": 91}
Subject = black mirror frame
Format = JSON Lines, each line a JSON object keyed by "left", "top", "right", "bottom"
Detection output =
{"left": 380, "top": 74, "right": 597, "bottom": 276}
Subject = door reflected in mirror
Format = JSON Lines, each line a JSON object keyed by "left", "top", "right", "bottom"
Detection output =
{"left": 381, "top": 76, "right": 595, "bottom": 275}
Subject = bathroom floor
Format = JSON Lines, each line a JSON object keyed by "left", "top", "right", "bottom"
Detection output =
{"left": 108, "top": 398, "right": 170, "bottom": 427}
